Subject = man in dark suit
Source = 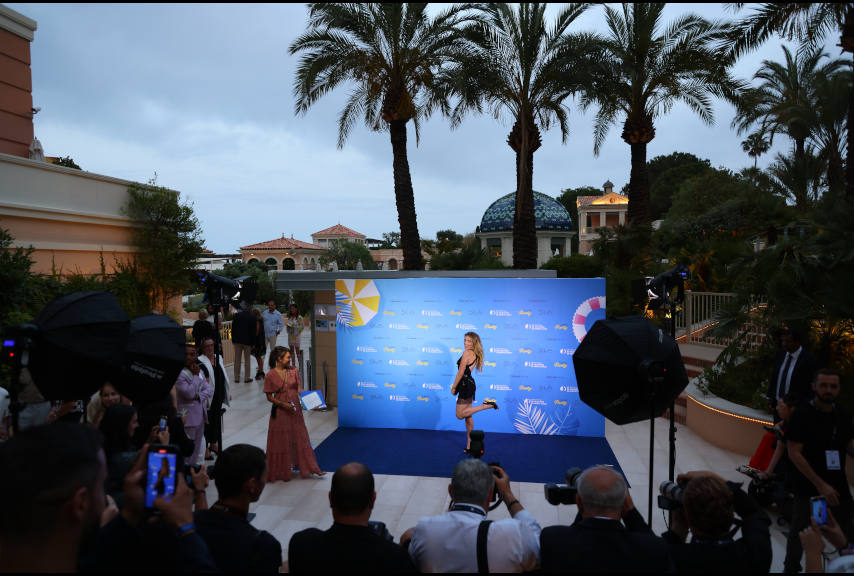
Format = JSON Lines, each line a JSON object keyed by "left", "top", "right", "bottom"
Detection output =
{"left": 769, "top": 328, "right": 821, "bottom": 413}
{"left": 288, "top": 462, "right": 415, "bottom": 573}
{"left": 540, "top": 466, "right": 674, "bottom": 573}
{"left": 231, "top": 304, "right": 257, "bottom": 384}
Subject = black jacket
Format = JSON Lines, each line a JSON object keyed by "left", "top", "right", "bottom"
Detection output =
{"left": 288, "top": 523, "right": 415, "bottom": 573}
{"left": 662, "top": 483, "right": 772, "bottom": 573}
{"left": 540, "top": 508, "right": 675, "bottom": 573}
{"left": 769, "top": 347, "right": 820, "bottom": 405}
{"left": 231, "top": 310, "right": 257, "bottom": 346}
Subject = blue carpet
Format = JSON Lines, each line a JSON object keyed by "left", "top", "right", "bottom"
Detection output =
{"left": 314, "top": 427, "right": 622, "bottom": 485}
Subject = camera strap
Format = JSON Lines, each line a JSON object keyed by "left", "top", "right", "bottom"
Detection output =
{"left": 477, "top": 520, "right": 492, "bottom": 574}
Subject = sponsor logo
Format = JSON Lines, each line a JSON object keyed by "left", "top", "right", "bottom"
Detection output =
{"left": 384, "top": 383, "right": 398, "bottom": 389}
{"left": 519, "top": 385, "right": 532, "bottom": 391}
{"left": 554, "top": 324, "right": 569, "bottom": 331}
{"left": 449, "top": 310, "right": 462, "bottom": 316}
{"left": 490, "top": 347, "right": 512, "bottom": 355}
{"left": 518, "top": 310, "right": 532, "bottom": 316}
{"left": 484, "top": 361, "right": 497, "bottom": 367}
{"left": 389, "top": 395, "right": 410, "bottom": 402}
{"left": 518, "top": 348, "right": 532, "bottom": 354}
{"left": 554, "top": 400, "right": 568, "bottom": 406}
{"left": 370, "top": 394, "right": 383, "bottom": 400}
{"left": 503, "top": 323, "right": 519, "bottom": 330}
{"left": 416, "top": 396, "right": 429, "bottom": 402}
{"left": 416, "top": 324, "right": 429, "bottom": 330}
{"left": 489, "top": 384, "right": 512, "bottom": 391}
{"left": 436, "top": 323, "right": 449, "bottom": 329}
{"left": 539, "top": 385, "right": 553, "bottom": 391}
{"left": 421, "top": 310, "right": 443, "bottom": 317}
{"left": 383, "top": 347, "right": 396, "bottom": 353}
{"left": 524, "top": 398, "right": 548, "bottom": 406}
{"left": 456, "top": 323, "right": 477, "bottom": 330}
{"left": 388, "top": 323, "right": 410, "bottom": 330}
{"left": 554, "top": 362, "right": 567, "bottom": 368}
{"left": 356, "top": 381, "right": 377, "bottom": 388}
{"left": 421, "top": 346, "right": 443, "bottom": 354}
{"left": 416, "top": 360, "right": 429, "bottom": 366}
{"left": 483, "top": 396, "right": 498, "bottom": 404}
{"left": 537, "top": 309, "right": 555, "bottom": 316}
{"left": 484, "top": 323, "right": 497, "bottom": 330}
{"left": 560, "top": 386, "right": 579, "bottom": 393}
{"left": 351, "top": 359, "right": 363, "bottom": 365}
{"left": 537, "top": 348, "right": 553, "bottom": 354}
{"left": 352, "top": 394, "right": 364, "bottom": 400}
{"left": 383, "top": 311, "right": 395, "bottom": 316}
{"left": 389, "top": 360, "right": 409, "bottom": 366}
{"left": 422, "top": 383, "right": 443, "bottom": 390}
{"left": 450, "top": 347, "right": 463, "bottom": 354}
{"left": 559, "top": 348, "right": 575, "bottom": 355}
{"left": 369, "top": 359, "right": 383, "bottom": 365}
{"left": 356, "top": 346, "right": 377, "bottom": 353}
{"left": 524, "top": 361, "right": 547, "bottom": 368}
{"left": 489, "top": 310, "right": 512, "bottom": 317}
{"left": 524, "top": 323, "right": 547, "bottom": 331}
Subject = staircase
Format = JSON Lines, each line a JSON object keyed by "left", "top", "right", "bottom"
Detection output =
{"left": 666, "top": 342, "right": 724, "bottom": 425}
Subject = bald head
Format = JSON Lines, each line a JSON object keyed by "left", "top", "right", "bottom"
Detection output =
{"left": 330, "top": 462, "right": 375, "bottom": 517}
{"left": 576, "top": 466, "right": 627, "bottom": 518}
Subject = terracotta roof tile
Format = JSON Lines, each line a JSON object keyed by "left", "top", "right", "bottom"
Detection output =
{"left": 240, "top": 237, "right": 326, "bottom": 251}
{"left": 312, "top": 224, "right": 365, "bottom": 238}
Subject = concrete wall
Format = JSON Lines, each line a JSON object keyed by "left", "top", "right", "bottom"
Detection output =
{"left": 0, "top": 152, "right": 139, "bottom": 274}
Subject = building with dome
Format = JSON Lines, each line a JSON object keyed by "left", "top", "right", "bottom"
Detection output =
{"left": 476, "top": 190, "right": 575, "bottom": 268}
{"left": 576, "top": 180, "right": 629, "bottom": 256}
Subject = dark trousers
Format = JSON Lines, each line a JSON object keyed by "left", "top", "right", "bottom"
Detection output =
{"left": 785, "top": 494, "right": 854, "bottom": 572}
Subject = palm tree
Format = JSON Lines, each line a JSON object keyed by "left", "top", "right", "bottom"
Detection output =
{"left": 768, "top": 145, "right": 826, "bottom": 209}
{"left": 580, "top": 4, "right": 743, "bottom": 225}
{"left": 447, "top": 3, "right": 595, "bottom": 269}
{"left": 810, "top": 69, "right": 852, "bottom": 196}
{"left": 289, "top": 4, "right": 470, "bottom": 270}
{"left": 741, "top": 132, "right": 770, "bottom": 169}
{"left": 733, "top": 46, "right": 845, "bottom": 168}
{"left": 726, "top": 3, "right": 854, "bottom": 199}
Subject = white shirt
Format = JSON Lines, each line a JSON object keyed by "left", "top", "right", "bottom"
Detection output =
{"left": 408, "top": 504, "right": 541, "bottom": 573}
{"left": 198, "top": 354, "right": 231, "bottom": 407}
{"left": 779, "top": 346, "right": 803, "bottom": 397}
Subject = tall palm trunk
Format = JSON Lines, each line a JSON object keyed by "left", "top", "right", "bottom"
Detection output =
{"left": 389, "top": 120, "right": 424, "bottom": 270}
{"left": 508, "top": 114, "right": 541, "bottom": 269}
{"left": 848, "top": 51, "right": 854, "bottom": 200}
{"left": 622, "top": 115, "right": 655, "bottom": 225}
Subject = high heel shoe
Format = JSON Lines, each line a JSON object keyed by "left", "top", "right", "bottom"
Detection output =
{"left": 483, "top": 400, "right": 498, "bottom": 410}
{"left": 463, "top": 447, "right": 471, "bottom": 455}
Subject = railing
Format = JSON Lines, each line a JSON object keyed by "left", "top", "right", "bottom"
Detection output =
{"left": 676, "top": 291, "right": 767, "bottom": 350}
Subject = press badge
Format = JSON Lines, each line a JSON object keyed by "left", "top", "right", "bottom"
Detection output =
{"left": 826, "top": 450, "right": 842, "bottom": 470}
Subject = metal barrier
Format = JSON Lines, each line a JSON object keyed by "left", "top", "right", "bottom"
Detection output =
{"left": 677, "top": 291, "right": 766, "bottom": 349}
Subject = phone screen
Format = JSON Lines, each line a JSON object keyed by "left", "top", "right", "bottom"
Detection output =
{"left": 145, "top": 448, "right": 177, "bottom": 509}
{"left": 158, "top": 417, "right": 167, "bottom": 431}
{"left": 812, "top": 497, "right": 828, "bottom": 525}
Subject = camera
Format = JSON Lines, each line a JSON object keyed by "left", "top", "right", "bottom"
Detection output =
{"left": 658, "top": 480, "right": 686, "bottom": 510}
{"left": 544, "top": 467, "right": 584, "bottom": 505}
{"left": 368, "top": 520, "right": 393, "bottom": 542}
{"left": 646, "top": 264, "right": 689, "bottom": 310}
{"left": 192, "top": 270, "right": 257, "bottom": 308}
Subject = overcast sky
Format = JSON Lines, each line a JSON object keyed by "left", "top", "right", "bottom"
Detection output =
{"left": 9, "top": 3, "right": 837, "bottom": 254}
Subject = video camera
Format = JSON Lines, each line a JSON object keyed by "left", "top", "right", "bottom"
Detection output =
{"left": 544, "top": 467, "right": 584, "bottom": 505}
{"left": 192, "top": 270, "right": 257, "bottom": 308}
{"left": 658, "top": 479, "right": 686, "bottom": 511}
{"left": 646, "top": 264, "right": 689, "bottom": 311}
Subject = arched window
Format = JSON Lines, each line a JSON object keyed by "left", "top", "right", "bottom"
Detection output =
{"left": 264, "top": 257, "right": 278, "bottom": 271}
{"left": 282, "top": 258, "right": 295, "bottom": 270}
{"left": 309, "top": 258, "right": 316, "bottom": 270}
{"left": 388, "top": 258, "right": 398, "bottom": 270}
{"left": 247, "top": 258, "right": 260, "bottom": 266}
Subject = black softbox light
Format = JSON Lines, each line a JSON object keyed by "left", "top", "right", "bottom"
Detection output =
{"left": 118, "top": 314, "right": 186, "bottom": 405}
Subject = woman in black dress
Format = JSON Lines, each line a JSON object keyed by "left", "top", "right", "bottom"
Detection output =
{"left": 451, "top": 332, "right": 497, "bottom": 453}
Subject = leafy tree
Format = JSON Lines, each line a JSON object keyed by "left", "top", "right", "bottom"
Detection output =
{"left": 122, "top": 182, "right": 204, "bottom": 315}
{"left": 379, "top": 231, "right": 400, "bottom": 249}
{"left": 645, "top": 153, "right": 712, "bottom": 220}
{"left": 726, "top": 2, "right": 854, "bottom": 199}
{"left": 290, "top": 3, "right": 472, "bottom": 270}
{"left": 320, "top": 240, "right": 377, "bottom": 270}
{"left": 53, "top": 156, "right": 81, "bottom": 170}
{"left": 732, "top": 45, "right": 845, "bottom": 193}
{"left": 0, "top": 227, "right": 36, "bottom": 328}
{"left": 214, "top": 260, "right": 280, "bottom": 307}
{"left": 741, "top": 132, "right": 771, "bottom": 169}
{"left": 428, "top": 234, "right": 505, "bottom": 270}
{"left": 767, "top": 146, "right": 826, "bottom": 208}
{"left": 809, "top": 68, "right": 852, "bottom": 197}
{"left": 449, "top": 2, "right": 596, "bottom": 268}
{"left": 580, "top": 3, "right": 742, "bottom": 225}
{"left": 556, "top": 185, "right": 599, "bottom": 253}
{"left": 435, "top": 229, "right": 464, "bottom": 254}
{"left": 540, "top": 253, "right": 601, "bottom": 278}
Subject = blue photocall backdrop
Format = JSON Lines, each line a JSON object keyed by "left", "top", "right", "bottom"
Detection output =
{"left": 335, "top": 278, "right": 607, "bottom": 437}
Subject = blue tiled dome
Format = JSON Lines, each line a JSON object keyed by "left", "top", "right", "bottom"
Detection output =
{"left": 479, "top": 191, "right": 573, "bottom": 233}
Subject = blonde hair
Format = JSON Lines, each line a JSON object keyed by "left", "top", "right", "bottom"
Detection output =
{"left": 465, "top": 332, "right": 484, "bottom": 372}
{"left": 198, "top": 308, "right": 209, "bottom": 321}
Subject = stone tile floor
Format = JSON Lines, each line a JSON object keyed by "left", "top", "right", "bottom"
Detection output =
{"left": 216, "top": 359, "right": 791, "bottom": 571}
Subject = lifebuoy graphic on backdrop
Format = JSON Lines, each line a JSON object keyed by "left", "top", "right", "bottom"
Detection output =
{"left": 573, "top": 296, "right": 606, "bottom": 343}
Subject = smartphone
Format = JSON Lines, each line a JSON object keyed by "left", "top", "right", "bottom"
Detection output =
{"left": 145, "top": 444, "right": 180, "bottom": 510}
{"left": 158, "top": 416, "right": 167, "bottom": 432}
{"left": 811, "top": 496, "right": 828, "bottom": 526}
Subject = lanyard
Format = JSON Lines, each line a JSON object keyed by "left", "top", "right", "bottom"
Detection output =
{"left": 451, "top": 503, "right": 487, "bottom": 517}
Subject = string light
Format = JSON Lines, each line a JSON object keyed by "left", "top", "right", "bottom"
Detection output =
{"left": 687, "top": 395, "right": 772, "bottom": 425}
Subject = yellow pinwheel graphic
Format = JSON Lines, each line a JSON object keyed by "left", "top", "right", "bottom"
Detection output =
{"left": 335, "top": 279, "right": 380, "bottom": 327}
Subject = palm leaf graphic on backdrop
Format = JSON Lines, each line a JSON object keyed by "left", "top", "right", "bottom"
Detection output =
{"left": 514, "top": 399, "right": 559, "bottom": 435}
{"left": 549, "top": 403, "right": 580, "bottom": 436}
{"left": 335, "top": 293, "right": 354, "bottom": 327}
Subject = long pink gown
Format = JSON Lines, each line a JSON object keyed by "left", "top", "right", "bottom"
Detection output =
{"left": 264, "top": 367, "right": 322, "bottom": 481}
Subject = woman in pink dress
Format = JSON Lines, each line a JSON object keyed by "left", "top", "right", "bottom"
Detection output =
{"left": 264, "top": 346, "right": 325, "bottom": 481}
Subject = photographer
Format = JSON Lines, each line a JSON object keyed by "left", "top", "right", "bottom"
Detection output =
{"left": 540, "top": 465, "right": 673, "bottom": 573}
{"left": 662, "top": 470, "right": 771, "bottom": 573}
